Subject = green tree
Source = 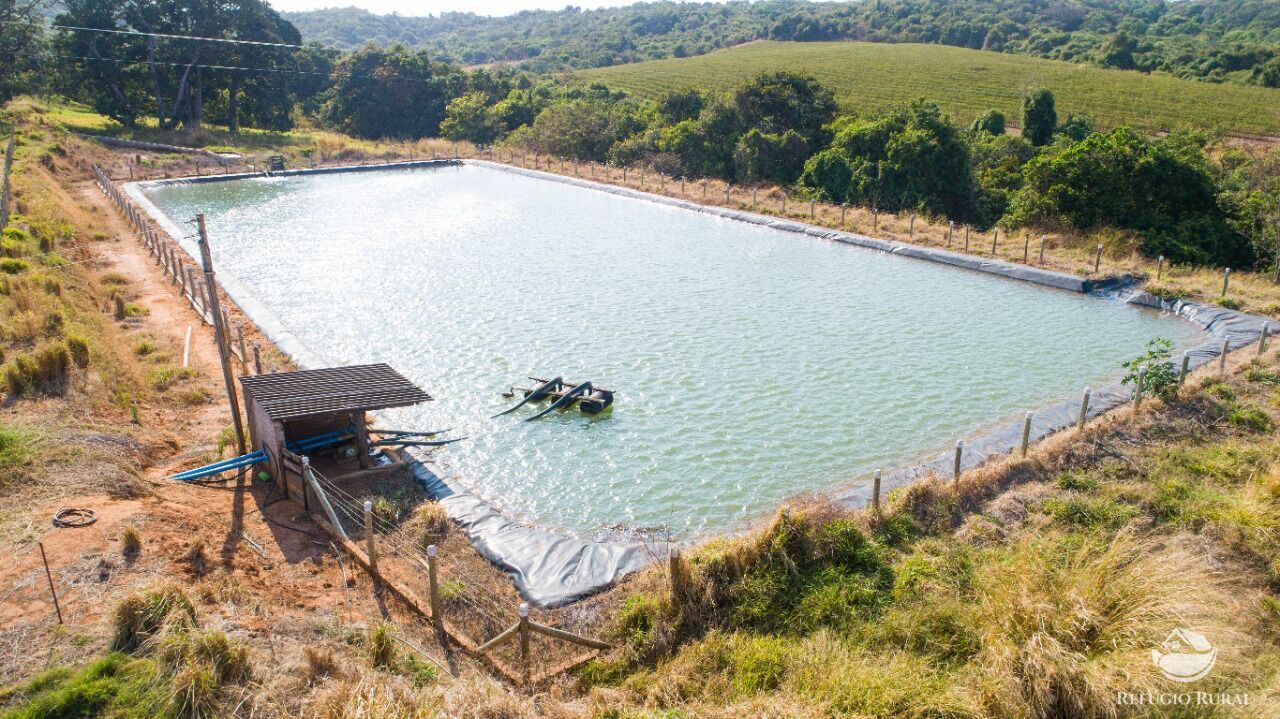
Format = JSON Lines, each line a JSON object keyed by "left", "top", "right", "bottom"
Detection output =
{"left": 1056, "top": 114, "right": 1093, "bottom": 142}
{"left": 733, "top": 128, "right": 808, "bottom": 185}
{"left": 1, "top": 0, "right": 45, "bottom": 102}
{"left": 969, "top": 109, "right": 1005, "bottom": 136}
{"left": 1098, "top": 30, "right": 1138, "bottom": 70}
{"left": 655, "top": 88, "right": 704, "bottom": 124}
{"left": 1009, "top": 128, "right": 1253, "bottom": 266}
{"left": 520, "top": 98, "right": 646, "bottom": 161}
{"left": 1021, "top": 87, "right": 1057, "bottom": 147}
{"left": 322, "top": 45, "right": 464, "bottom": 139}
{"left": 731, "top": 72, "right": 836, "bottom": 149}
{"left": 800, "top": 100, "right": 975, "bottom": 219}
{"left": 440, "top": 91, "right": 503, "bottom": 145}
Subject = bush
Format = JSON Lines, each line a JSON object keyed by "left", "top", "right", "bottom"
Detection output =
{"left": 1, "top": 258, "right": 30, "bottom": 274}
{"left": 110, "top": 585, "right": 197, "bottom": 653}
{"left": 1121, "top": 338, "right": 1178, "bottom": 401}
{"left": 1228, "top": 406, "right": 1273, "bottom": 433}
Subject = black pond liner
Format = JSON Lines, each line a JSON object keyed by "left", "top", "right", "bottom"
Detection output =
{"left": 127, "top": 160, "right": 1272, "bottom": 608}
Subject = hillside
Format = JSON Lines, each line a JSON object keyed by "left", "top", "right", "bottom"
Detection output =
{"left": 580, "top": 40, "right": 1280, "bottom": 137}
{"left": 282, "top": 0, "right": 1280, "bottom": 82}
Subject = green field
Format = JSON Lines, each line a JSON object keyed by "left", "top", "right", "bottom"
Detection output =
{"left": 580, "top": 41, "right": 1280, "bottom": 137}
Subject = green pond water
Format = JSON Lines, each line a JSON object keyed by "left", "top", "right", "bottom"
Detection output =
{"left": 143, "top": 164, "right": 1201, "bottom": 538}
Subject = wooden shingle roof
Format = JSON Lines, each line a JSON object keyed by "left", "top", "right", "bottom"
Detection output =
{"left": 239, "top": 364, "right": 431, "bottom": 421}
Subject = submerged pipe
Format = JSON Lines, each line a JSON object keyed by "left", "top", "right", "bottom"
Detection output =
{"left": 492, "top": 376, "right": 563, "bottom": 417}
{"left": 525, "top": 382, "right": 592, "bottom": 422}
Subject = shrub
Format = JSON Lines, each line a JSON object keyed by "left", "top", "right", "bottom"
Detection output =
{"left": 1228, "top": 406, "right": 1273, "bottom": 433}
{"left": 122, "top": 303, "right": 149, "bottom": 317}
{"left": 1, "top": 258, "right": 30, "bottom": 274}
{"left": 1217, "top": 297, "right": 1246, "bottom": 311}
{"left": 66, "top": 335, "right": 90, "bottom": 368}
{"left": 1121, "top": 338, "right": 1178, "bottom": 400}
{"left": 149, "top": 366, "right": 197, "bottom": 391}
{"left": 416, "top": 502, "right": 449, "bottom": 548}
{"left": 133, "top": 338, "right": 160, "bottom": 357}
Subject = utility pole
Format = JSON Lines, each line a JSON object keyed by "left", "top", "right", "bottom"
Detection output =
{"left": 196, "top": 214, "right": 246, "bottom": 456}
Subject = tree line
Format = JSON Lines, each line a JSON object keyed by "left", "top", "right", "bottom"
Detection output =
{"left": 282, "top": 0, "right": 1280, "bottom": 86}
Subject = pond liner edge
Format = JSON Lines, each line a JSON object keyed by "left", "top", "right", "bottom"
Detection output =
{"left": 124, "top": 160, "right": 1272, "bottom": 608}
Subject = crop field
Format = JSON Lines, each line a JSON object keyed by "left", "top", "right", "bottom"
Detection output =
{"left": 580, "top": 41, "right": 1280, "bottom": 137}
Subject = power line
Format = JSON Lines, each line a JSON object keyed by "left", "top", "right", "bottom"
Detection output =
{"left": 0, "top": 19, "right": 305, "bottom": 49}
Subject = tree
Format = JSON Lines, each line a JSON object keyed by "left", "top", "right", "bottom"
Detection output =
{"left": 655, "top": 88, "right": 704, "bottom": 124}
{"left": 1008, "top": 128, "right": 1253, "bottom": 266}
{"left": 799, "top": 100, "right": 975, "bottom": 219}
{"left": 440, "top": 91, "right": 503, "bottom": 145}
{"left": 520, "top": 98, "right": 646, "bottom": 161}
{"left": 322, "top": 45, "right": 464, "bottom": 139}
{"left": 1098, "top": 30, "right": 1138, "bottom": 70}
{"left": 1250, "top": 57, "right": 1280, "bottom": 89}
{"left": 969, "top": 109, "right": 1005, "bottom": 136}
{"left": 733, "top": 128, "right": 808, "bottom": 184}
{"left": 732, "top": 72, "right": 836, "bottom": 149}
{"left": 1056, "top": 114, "right": 1093, "bottom": 142}
{"left": 1021, "top": 87, "right": 1057, "bottom": 147}
{"left": 1, "top": 0, "right": 45, "bottom": 102}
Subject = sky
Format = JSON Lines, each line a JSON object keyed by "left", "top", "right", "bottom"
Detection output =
{"left": 267, "top": 0, "right": 650, "bottom": 16}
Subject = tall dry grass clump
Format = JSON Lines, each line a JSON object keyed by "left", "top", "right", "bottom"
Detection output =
{"left": 110, "top": 583, "right": 197, "bottom": 652}
{"left": 972, "top": 532, "right": 1245, "bottom": 718}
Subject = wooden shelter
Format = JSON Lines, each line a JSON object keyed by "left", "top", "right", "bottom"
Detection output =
{"left": 239, "top": 364, "right": 431, "bottom": 501}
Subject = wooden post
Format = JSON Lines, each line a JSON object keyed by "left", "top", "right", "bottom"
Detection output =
{"left": 871, "top": 469, "right": 881, "bottom": 512}
{"left": 363, "top": 500, "right": 378, "bottom": 575}
{"left": 702, "top": 179, "right": 707, "bottom": 199}
{"left": 680, "top": 176, "right": 685, "bottom": 196}
{"left": 639, "top": 167, "right": 644, "bottom": 186}
{"left": 1020, "top": 411, "right": 1032, "bottom": 457}
{"left": 725, "top": 184, "right": 731, "bottom": 203}
{"left": 953, "top": 440, "right": 963, "bottom": 482}
{"left": 196, "top": 215, "right": 246, "bottom": 456}
{"left": 946, "top": 221, "right": 954, "bottom": 247}
{"left": 1260, "top": 323, "right": 1270, "bottom": 355}
{"left": 1219, "top": 338, "right": 1230, "bottom": 377}
{"left": 518, "top": 602, "right": 531, "bottom": 686}
{"left": 909, "top": 213, "right": 915, "bottom": 240}
{"left": 427, "top": 544, "right": 442, "bottom": 635}
{"left": 235, "top": 322, "right": 248, "bottom": 366}
{"left": 841, "top": 204, "right": 847, "bottom": 226}
{"left": 622, "top": 166, "right": 627, "bottom": 183}
{"left": 1094, "top": 244, "right": 1104, "bottom": 273}
{"left": 38, "top": 542, "right": 62, "bottom": 625}
{"left": 1222, "top": 267, "right": 1231, "bottom": 297}
{"left": 182, "top": 326, "right": 193, "bottom": 368}
{"left": 781, "top": 194, "right": 786, "bottom": 213}
{"left": 964, "top": 226, "right": 970, "bottom": 252}
{"left": 668, "top": 548, "right": 683, "bottom": 604}
{"left": 991, "top": 227, "right": 998, "bottom": 256}
{"left": 1156, "top": 255, "right": 1164, "bottom": 281}
{"left": 752, "top": 187, "right": 757, "bottom": 204}
{"left": 1135, "top": 368, "right": 1146, "bottom": 409}
{"left": 1079, "top": 387, "right": 1091, "bottom": 428}
{"left": 1039, "top": 236, "right": 1047, "bottom": 264}
{"left": 872, "top": 206, "right": 878, "bottom": 230}
{"left": 2, "top": 127, "right": 17, "bottom": 234}
{"left": 305, "top": 458, "right": 348, "bottom": 540}
{"left": 253, "top": 342, "right": 262, "bottom": 374}
{"left": 809, "top": 199, "right": 815, "bottom": 218}
{"left": 1022, "top": 235, "right": 1029, "bottom": 264}
{"left": 1179, "top": 351, "right": 1191, "bottom": 386}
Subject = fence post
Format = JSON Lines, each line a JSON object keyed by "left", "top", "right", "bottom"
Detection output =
{"left": 1039, "top": 236, "right": 1047, "bottom": 264}
{"left": 947, "top": 221, "right": 954, "bottom": 247}
{"left": 427, "top": 544, "right": 443, "bottom": 636}
{"left": 253, "top": 341, "right": 263, "bottom": 375}
{"left": 991, "top": 228, "right": 998, "bottom": 256}
{"left": 809, "top": 199, "right": 815, "bottom": 218}
{"left": 841, "top": 203, "right": 847, "bottom": 226}
{"left": 669, "top": 548, "right": 683, "bottom": 605}
{"left": 752, "top": 187, "right": 757, "bottom": 204}
{"left": 1020, "top": 411, "right": 1032, "bottom": 457}
{"left": 1179, "top": 351, "right": 1191, "bottom": 385}
{"left": 1156, "top": 255, "right": 1164, "bottom": 281}
{"left": 1261, "top": 323, "right": 1270, "bottom": 354}
{"left": 1078, "top": 387, "right": 1091, "bottom": 428}
{"left": 1094, "top": 244, "right": 1104, "bottom": 273}
{"left": 363, "top": 500, "right": 379, "bottom": 576}
{"left": 964, "top": 225, "right": 970, "bottom": 252}
{"left": 1, "top": 127, "right": 17, "bottom": 234}
{"left": 182, "top": 326, "right": 193, "bottom": 367}
{"left": 725, "top": 184, "right": 731, "bottom": 203}
{"left": 872, "top": 206, "right": 878, "bottom": 230}
{"left": 1219, "top": 338, "right": 1230, "bottom": 377}
{"left": 953, "top": 440, "right": 963, "bottom": 482}
{"left": 236, "top": 322, "right": 248, "bottom": 366}
{"left": 518, "top": 602, "right": 531, "bottom": 686}
{"left": 871, "top": 469, "right": 881, "bottom": 512}
{"left": 909, "top": 213, "right": 915, "bottom": 240}
{"left": 1135, "top": 368, "right": 1146, "bottom": 410}
{"left": 1222, "top": 268, "right": 1231, "bottom": 297}
{"left": 781, "top": 194, "right": 786, "bottom": 213}
{"left": 1022, "top": 235, "right": 1029, "bottom": 264}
